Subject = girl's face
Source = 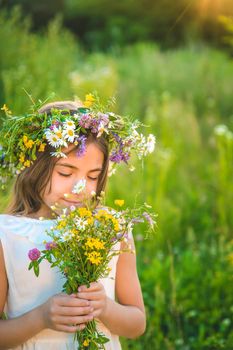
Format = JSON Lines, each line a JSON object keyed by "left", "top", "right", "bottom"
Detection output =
{"left": 39, "top": 142, "right": 104, "bottom": 218}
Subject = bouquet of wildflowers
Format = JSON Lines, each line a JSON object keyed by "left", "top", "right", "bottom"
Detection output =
{"left": 28, "top": 194, "right": 156, "bottom": 349}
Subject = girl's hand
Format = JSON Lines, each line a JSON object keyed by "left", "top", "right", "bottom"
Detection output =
{"left": 77, "top": 282, "right": 107, "bottom": 319}
{"left": 40, "top": 293, "right": 94, "bottom": 333}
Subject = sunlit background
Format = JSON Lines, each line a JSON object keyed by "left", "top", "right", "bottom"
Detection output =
{"left": 0, "top": 0, "right": 233, "bottom": 349}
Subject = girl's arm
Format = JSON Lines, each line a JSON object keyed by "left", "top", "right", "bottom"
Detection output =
{"left": 0, "top": 242, "right": 93, "bottom": 349}
{"left": 77, "top": 236, "right": 146, "bottom": 338}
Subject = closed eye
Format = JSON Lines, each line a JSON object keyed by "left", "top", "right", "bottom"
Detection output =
{"left": 58, "top": 172, "right": 72, "bottom": 177}
{"left": 88, "top": 176, "right": 98, "bottom": 181}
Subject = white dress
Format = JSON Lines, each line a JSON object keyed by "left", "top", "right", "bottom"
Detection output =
{"left": 0, "top": 214, "right": 122, "bottom": 350}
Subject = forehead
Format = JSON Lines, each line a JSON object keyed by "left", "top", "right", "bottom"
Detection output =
{"left": 56, "top": 143, "right": 104, "bottom": 169}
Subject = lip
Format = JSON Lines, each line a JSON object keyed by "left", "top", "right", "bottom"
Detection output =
{"left": 62, "top": 199, "right": 82, "bottom": 207}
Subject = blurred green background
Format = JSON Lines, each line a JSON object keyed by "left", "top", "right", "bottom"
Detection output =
{"left": 0, "top": 1, "right": 233, "bottom": 349}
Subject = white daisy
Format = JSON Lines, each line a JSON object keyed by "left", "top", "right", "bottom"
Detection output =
{"left": 45, "top": 130, "right": 63, "bottom": 148}
{"left": 74, "top": 217, "right": 88, "bottom": 231}
{"left": 63, "top": 128, "right": 77, "bottom": 143}
{"left": 45, "top": 126, "right": 68, "bottom": 147}
{"left": 72, "top": 179, "right": 86, "bottom": 194}
{"left": 50, "top": 151, "right": 67, "bottom": 158}
{"left": 60, "top": 231, "right": 73, "bottom": 241}
{"left": 63, "top": 120, "right": 76, "bottom": 129}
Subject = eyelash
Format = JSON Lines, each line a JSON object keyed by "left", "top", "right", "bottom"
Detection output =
{"left": 88, "top": 177, "right": 98, "bottom": 181}
{"left": 58, "top": 172, "right": 71, "bottom": 177}
{"left": 58, "top": 173, "right": 98, "bottom": 181}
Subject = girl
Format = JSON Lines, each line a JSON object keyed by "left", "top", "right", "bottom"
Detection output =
{"left": 0, "top": 97, "right": 154, "bottom": 349}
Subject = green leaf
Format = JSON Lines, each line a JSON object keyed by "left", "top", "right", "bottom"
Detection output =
{"left": 96, "top": 336, "right": 109, "bottom": 344}
{"left": 31, "top": 143, "right": 37, "bottom": 160}
{"left": 33, "top": 262, "right": 40, "bottom": 277}
{"left": 77, "top": 107, "right": 90, "bottom": 114}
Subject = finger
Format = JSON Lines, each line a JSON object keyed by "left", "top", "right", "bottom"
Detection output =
{"left": 56, "top": 314, "right": 94, "bottom": 326}
{"left": 76, "top": 291, "right": 103, "bottom": 300}
{"left": 89, "top": 300, "right": 102, "bottom": 309}
{"left": 60, "top": 305, "right": 94, "bottom": 316}
{"left": 56, "top": 323, "right": 86, "bottom": 333}
{"left": 78, "top": 282, "right": 101, "bottom": 292}
{"left": 57, "top": 296, "right": 90, "bottom": 307}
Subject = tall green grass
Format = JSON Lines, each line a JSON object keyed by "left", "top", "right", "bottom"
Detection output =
{"left": 0, "top": 8, "right": 233, "bottom": 349}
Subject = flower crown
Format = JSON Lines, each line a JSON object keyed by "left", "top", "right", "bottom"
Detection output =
{"left": 0, "top": 93, "right": 155, "bottom": 186}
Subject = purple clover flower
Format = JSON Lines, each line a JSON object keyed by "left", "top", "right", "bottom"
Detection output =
{"left": 28, "top": 248, "right": 41, "bottom": 261}
{"left": 90, "top": 119, "right": 100, "bottom": 134}
{"left": 78, "top": 114, "right": 92, "bottom": 129}
{"left": 79, "top": 111, "right": 109, "bottom": 135}
{"left": 45, "top": 241, "right": 57, "bottom": 250}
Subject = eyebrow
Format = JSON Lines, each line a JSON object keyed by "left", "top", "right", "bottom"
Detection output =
{"left": 56, "top": 163, "right": 103, "bottom": 173}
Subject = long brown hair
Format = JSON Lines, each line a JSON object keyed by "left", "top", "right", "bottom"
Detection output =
{"left": 7, "top": 101, "right": 109, "bottom": 216}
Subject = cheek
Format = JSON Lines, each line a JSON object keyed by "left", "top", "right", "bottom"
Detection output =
{"left": 44, "top": 173, "right": 71, "bottom": 198}
{"left": 86, "top": 181, "right": 98, "bottom": 194}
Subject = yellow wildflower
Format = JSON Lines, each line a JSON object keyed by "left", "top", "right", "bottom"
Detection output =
{"left": 111, "top": 217, "right": 120, "bottom": 232}
{"left": 84, "top": 93, "right": 95, "bottom": 107}
{"left": 87, "top": 217, "right": 94, "bottom": 225}
{"left": 78, "top": 207, "right": 92, "bottom": 218}
{"left": 71, "top": 228, "right": 80, "bottom": 237}
{"left": 94, "top": 210, "right": 120, "bottom": 231}
{"left": 94, "top": 209, "right": 110, "bottom": 220}
{"left": 1, "top": 104, "right": 12, "bottom": 114}
{"left": 23, "top": 135, "right": 28, "bottom": 144}
{"left": 25, "top": 140, "right": 34, "bottom": 149}
{"left": 24, "top": 160, "right": 31, "bottom": 167}
{"left": 83, "top": 339, "right": 90, "bottom": 347}
{"left": 85, "top": 251, "right": 102, "bottom": 265}
{"left": 19, "top": 153, "right": 25, "bottom": 163}
{"left": 85, "top": 237, "right": 105, "bottom": 250}
{"left": 56, "top": 220, "right": 67, "bottom": 229}
{"left": 114, "top": 199, "right": 125, "bottom": 207}
{"left": 38, "top": 143, "right": 46, "bottom": 152}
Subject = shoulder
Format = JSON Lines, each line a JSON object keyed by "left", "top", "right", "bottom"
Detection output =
{"left": 0, "top": 214, "right": 54, "bottom": 244}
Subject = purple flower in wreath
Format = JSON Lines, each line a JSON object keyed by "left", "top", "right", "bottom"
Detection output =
{"left": 110, "top": 149, "right": 130, "bottom": 163}
{"left": 112, "top": 132, "right": 122, "bottom": 144}
{"left": 76, "top": 135, "right": 87, "bottom": 157}
{"left": 49, "top": 120, "right": 61, "bottom": 131}
{"left": 78, "top": 114, "right": 92, "bottom": 129}
{"left": 90, "top": 119, "right": 100, "bottom": 133}
{"left": 97, "top": 112, "right": 109, "bottom": 126}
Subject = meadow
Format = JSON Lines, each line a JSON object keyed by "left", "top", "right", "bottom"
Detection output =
{"left": 0, "top": 9, "right": 233, "bottom": 349}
